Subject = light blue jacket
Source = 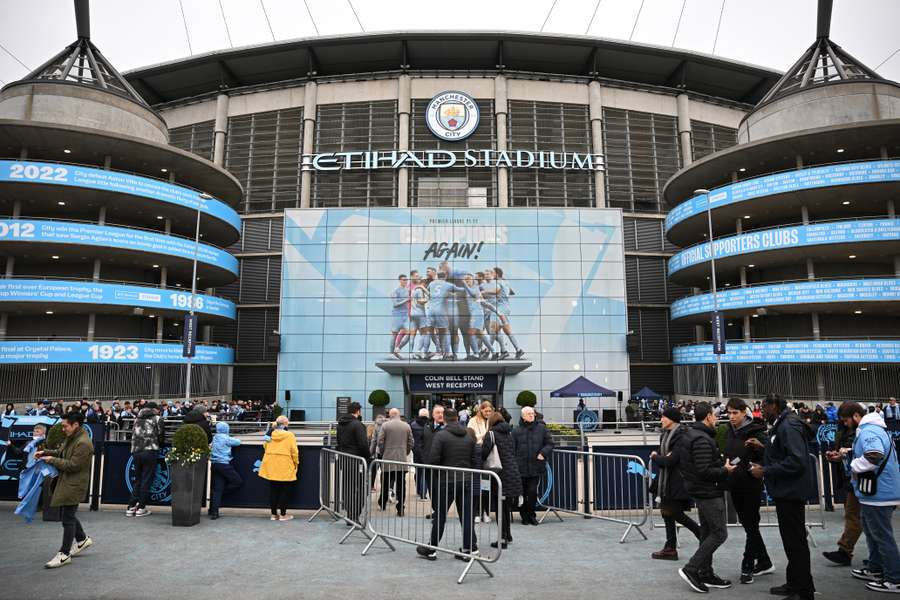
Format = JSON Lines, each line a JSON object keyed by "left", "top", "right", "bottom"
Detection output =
{"left": 852, "top": 413, "right": 900, "bottom": 506}
{"left": 211, "top": 422, "right": 241, "bottom": 464}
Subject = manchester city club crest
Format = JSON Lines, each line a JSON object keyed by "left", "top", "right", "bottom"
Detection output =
{"left": 125, "top": 448, "right": 172, "bottom": 503}
{"left": 425, "top": 91, "right": 480, "bottom": 141}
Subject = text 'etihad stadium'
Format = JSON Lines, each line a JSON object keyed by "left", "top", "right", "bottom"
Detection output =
{"left": 305, "top": 149, "right": 604, "bottom": 171}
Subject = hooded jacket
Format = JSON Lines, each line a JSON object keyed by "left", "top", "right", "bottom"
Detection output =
{"left": 427, "top": 422, "right": 480, "bottom": 471}
{"left": 211, "top": 422, "right": 241, "bottom": 464}
{"left": 723, "top": 414, "right": 768, "bottom": 491}
{"left": 512, "top": 419, "right": 554, "bottom": 478}
{"left": 763, "top": 409, "right": 812, "bottom": 501}
{"left": 130, "top": 408, "right": 163, "bottom": 453}
{"left": 336, "top": 414, "right": 370, "bottom": 460}
{"left": 258, "top": 428, "right": 299, "bottom": 482}
{"left": 481, "top": 421, "right": 522, "bottom": 498}
{"left": 851, "top": 412, "right": 900, "bottom": 506}
{"left": 677, "top": 422, "right": 728, "bottom": 500}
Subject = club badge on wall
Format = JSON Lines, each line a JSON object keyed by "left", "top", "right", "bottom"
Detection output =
{"left": 425, "top": 91, "right": 480, "bottom": 141}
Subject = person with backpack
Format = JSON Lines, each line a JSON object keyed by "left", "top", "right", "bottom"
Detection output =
{"left": 126, "top": 402, "right": 163, "bottom": 517}
{"left": 846, "top": 402, "right": 900, "bottom": 593}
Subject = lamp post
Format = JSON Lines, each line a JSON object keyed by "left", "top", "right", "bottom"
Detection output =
{"left": 184, "top": 197, "right": 206, "bottom": 402}
{"left": 695, "top": 188, "right": 724, "bottom": 403}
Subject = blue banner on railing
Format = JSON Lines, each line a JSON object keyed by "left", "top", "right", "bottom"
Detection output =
{"left": 0, "top": 341, "right": 233, "bottom": 364}
{"left": 671, "top": 278, "right": 900, "bottom": 319}
{"left": 666, "top": 160, "right": 900, "bottom": 232}
{"left": 0, "top": 220, "right": 239, "bottom": 276}
{"left": 0, "top": 161, "right": 241, "bottom": 234}
{"left": 0, "top": 279, "right": 236, "bottom": 319}
{"left": 673, "top": 340, "right": 900, "bottom": 364}
{"left": 669, "top": 219, "right": 900, "bottom": 275}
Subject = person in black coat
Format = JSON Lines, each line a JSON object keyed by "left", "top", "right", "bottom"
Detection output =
{"left": 650, "top": 407, "right": 701, "bottom": 560}
{"left": 335, "top": 402, "right": 370, "bottom": 524}
{"left": 410, "top": 408, "right": 429, "bottom": 500}
{"left": 723, "top": 397, "right": 773, "bottom": 583}
{"left": 481, "top": 412, "right": 522, "bottom": 548}
{"left": 183, "top": 409, "right": 213, "bottom": 443}
{"left": 512, "top": 406, "right": 553, "bottom": 526}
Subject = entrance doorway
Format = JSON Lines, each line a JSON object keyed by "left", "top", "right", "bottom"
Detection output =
{"left": 408, "top": 392, "right": 500, "bottom": 417}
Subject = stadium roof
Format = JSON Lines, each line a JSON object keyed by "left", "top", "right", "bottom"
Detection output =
{"left": 123, "top": 30, "right": 781, "bottom": 107}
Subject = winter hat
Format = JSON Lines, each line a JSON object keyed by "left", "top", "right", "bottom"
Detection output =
{"left": 662, "top": 408, "right": 682, "bottom": 423}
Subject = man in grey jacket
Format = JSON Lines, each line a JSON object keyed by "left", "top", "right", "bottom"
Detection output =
{"left": 377, "top": 408, "right": 414, "bottom": 516}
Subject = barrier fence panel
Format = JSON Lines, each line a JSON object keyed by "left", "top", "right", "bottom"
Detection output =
{"left": 362, "top": 458, "right": 503, "bottom": 585}
{"left": 309, "top": 448, "right": 372, "bottom": 545}
{"left": 537, "top": 448, "right": 649, "bottom": 543}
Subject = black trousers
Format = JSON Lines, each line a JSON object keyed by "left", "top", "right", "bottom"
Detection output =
{"left": 774, "top": 498, "right": 814, "bottom": 599}
{"left": 379, "top": 470, "right": 406, "bottom": 513}
{"left": 732, "top": 485, "right": 771, "bottom": 569}
{"left": 129, "top": 450, "right": 157, "bottom": 508}
{"left": 499, "top": 496, "right": 515, "bottom": 542}
{"left": 60, "top": 504, "right": 86, "bottom": 555}
{"left": 430, "top": 477, "right": 477, "bottom": 552}
{"left": 520, "top": 476, "right": 539, "bottom": 523}
{"left": 660, "top": 498, "right": 701, "bottom": 549}
{"left": 210, "top": 462, "right": 243, "bottom": 514}
{"left": 340, "top": 462, "right": 366, "bottom": 523}
{"left": 269, "top": 481, "right": 292, "bottom": 516}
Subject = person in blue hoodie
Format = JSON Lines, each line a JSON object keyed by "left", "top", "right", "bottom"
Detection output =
{"left": 209, "top": 422, "right": 243, "bottom": 520}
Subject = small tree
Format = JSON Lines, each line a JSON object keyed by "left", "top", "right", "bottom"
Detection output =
{"left": 165, "top": 424, "right": 210, "bottom": 467}
{"left": 368, "top": 389, "right": 390, "bottom": 407}
{"left": 46, "top": 423, "right": 65, "bottom": 450}
{"left": 516, "top": 390, "right": 537, "bottom": 408}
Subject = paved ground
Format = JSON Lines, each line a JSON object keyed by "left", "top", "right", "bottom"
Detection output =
{"left": 0, "top": 503, "right": 894, "bottom": 600}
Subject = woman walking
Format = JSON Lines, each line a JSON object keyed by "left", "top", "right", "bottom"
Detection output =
{"left": 258, "top": 415, "right": 299, "bottom": 521}
{"left": 481, "top": 411, "right": 522, "bottom": 548}
{"left": 468, "top": 400, "right": 494, "bottom": 523}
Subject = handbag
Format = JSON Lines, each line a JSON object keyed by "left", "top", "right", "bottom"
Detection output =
{"left": 484, "top": 432, "right": 503, "bottom": 472}
{"left": 857, "top": 437, "right": 895, "bottom": 497}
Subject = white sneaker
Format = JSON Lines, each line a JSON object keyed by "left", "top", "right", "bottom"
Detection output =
{"left": 474, "top": 516, "right": 482, "bottom": 524}
{"left": 125, "top": 506, "right": 136, "bottom": 517}
{"left": 482, "top": 514, "right": 491, "bottom": 524}
{"left": 70, "top": 537, "right": 93, "bottom": 557}
{"left": 867, "top": 581, "right": 900, "bottom": 594}
{"left": 45, "top": 552, "right": 71, "bottom": 569}
{"left": 134, "top": 508, "right": 151, "bottom": 517}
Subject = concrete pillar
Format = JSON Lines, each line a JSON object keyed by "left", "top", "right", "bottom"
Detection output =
{"left": 888, "top": 199, "right": 895, "bottom": 219}
{"left": 740, "top": 266, "right": 748, "bottom": 287}
{"left": 801, "top": 205, "right": 810, "bottom": 225}
{"left": 588, "top": 81, "right": 607, "bottom": 208}
{"left": 300, "top": 81, "right": 318, "bottom": 209}
{"left": 806, "top": 258, "right": 815, "bottom": 280}
{"left": 0, "top": 314, "right": 7, "bottom": 339}
{"left": 735, "top": 217, "right": 743, "bottom": 234}
{"left": 796, "top": 155, "right": 804, "bottom": 169}
{"left": 811, "top": 313, "right": 821, "bottom": 340}
{"left": 894, "top": 256, "right": 900, "bottom": 277}
{"left": 676, "top": 93, "right": 692, "bottom": 168}
{"left": 103, "top": 155, "right": 111, "bottom": 170}
{"left": 397, "top": 75, "right": 411, "bottom": 208}
{"left": 4, "top": 256, "right": 13, "bottom": 277}
{"left": 743, "top": 316, "right": 751, "bottom": 342}
{"left": 881, "top": 146, "right": 889, "bottom": 160}
{"left": 98, "top": 206, "right": 106, "bottom": 226}
{"left": 160, "top": 267, "right": 168, "bottom": 289}
{"left": 18, "top": 149, "right": 26, "bottom": 160}
{"left": 495, "top": 74, "right": 509, "bottom": 208}
{"left": 213, "top": 93, "right": 230, "bottom": 167}
{"left": 92, "top": 259, "right": 101, "bottom": 281}
{"left": 86, "top": 313, "right": 96, "bottom": 341}
{"left": 164, "top": 218, "right": 172, "bottom": 235}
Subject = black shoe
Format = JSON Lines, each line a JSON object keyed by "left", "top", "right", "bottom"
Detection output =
{"left": 515, "top": 349, "right": 525, "bottom": 359}
{"left": 702, "top": 574, "right": 732, "bottom": 589}
{"left": 209, "top": 513, "right": 219, "bottom": 520}
{"left": 489, "top": 541, "right": 508, "bottom": 549}
{"left": 678, "top": 568, "right": 709, "bottom": 594}
{"left": 396, "top": 508, "right": 404, "bottom": 517}
{"left": 499, "top": 351, "right": 510, "bottom": 360}
{"left": 740, "top": 573, "right": 753, "bottom": 584}
{"left": 770, "top": 584, "right": 793, "bottom": 596}
{"left": 491, "top": 352, "right": 500, "bottom": 360}
{"left": 454, "top": 548, "right": 479, "bottom": 561}
{"left": 822, "top": 549, "right": 852, "bottom": 566}
{"left": 425, "top": 513, "right": 432, "bottom": 520}
{"left": 754, "top": 560, "right": 776, "bottom": 576}
{"left": 416, "top": 546, "right": 437, "bottom": 561}
{"left": 782, "top": 595, "right": 814, "bottom": 600}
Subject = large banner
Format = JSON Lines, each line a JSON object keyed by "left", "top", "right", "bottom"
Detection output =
{"left": 666, "top": 160, "right": 900, "bottom": 231}
{"left": 0, "top": 161, "right": 241, "bottom": 234}
{"left": 674, "top": 340, "right": 900, "bottom": 364}
{"left": 0, "top": 341, "right": 234, "bottom": 365}
{"left": 669, "top": 219, "right": 900, "bottom": 274}
{"left": 0, "top": 279, "right": 236, "bottom": 319}
{"left": 278, "top": 208, "right": 629, "bottom": 421}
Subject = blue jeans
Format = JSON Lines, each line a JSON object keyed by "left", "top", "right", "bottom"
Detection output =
{"left": 860, "top": 503, "right": 900, "bottom": 583}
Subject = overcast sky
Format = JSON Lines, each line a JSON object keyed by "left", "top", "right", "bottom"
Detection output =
{"left": 1, "top": 0, "right": 898, "bottom": 88}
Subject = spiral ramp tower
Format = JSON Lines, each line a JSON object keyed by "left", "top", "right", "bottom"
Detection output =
{"left": 0, "top": 0, "right": 241, "bottom": 402}
{"left": 664, "top": 0, "right": 900, "bottom": 403}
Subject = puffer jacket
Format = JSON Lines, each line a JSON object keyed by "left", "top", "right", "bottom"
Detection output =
{"left": 512, "top": 419, "right": 554, "bottom": 478}
{"left": 652, "top": 424, "right": 691, "bottom": 501}
{"left": 427, "top": 422, "right": 480, "bottom": 470}
{"left": 130, "top": 408, "right": 163, "bottom": 453}
{"left": 45, "top": 427, "right": 93, "bottom": 507}
{"left": 764, "top": 410, "right": 813, "bottom": 501}
{"left": 481, "top": 421, "right": 522, "bottom": 498}
{"left": 258, "top": 429, "right": 299, "bottom": 482}
{"left": 677, "top": 422, "right": 727, "bottom": 500}
{"left": 723, "top": 415, "right": 767, "bottom": 491}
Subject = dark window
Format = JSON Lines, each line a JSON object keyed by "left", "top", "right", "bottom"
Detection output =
{"left": 168, "top": 121, "right": 215, "bottom": 161}
{"left": 691, "top": 120, "right": 738, "bottom": 161}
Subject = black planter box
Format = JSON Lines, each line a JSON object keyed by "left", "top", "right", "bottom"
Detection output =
{"left": 170, "top": 458, "right": 207, "bottom": 527}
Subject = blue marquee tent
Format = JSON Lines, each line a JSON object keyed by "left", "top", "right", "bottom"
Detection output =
{"left": 550, "top": 376, "right": 615, "bottom": 398}
{"left": 632, "top": 386, "right": 662, "bottom": 401}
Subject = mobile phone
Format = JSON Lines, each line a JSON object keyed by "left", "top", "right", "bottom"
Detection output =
{"left": 730, "top": 457, "right": 741, "bottom": 466}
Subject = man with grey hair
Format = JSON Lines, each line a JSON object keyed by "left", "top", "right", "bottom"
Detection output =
{"left": 410, "top": 407, "right": 430, "bottom": 500}
{"left": 377, "top": 407, "right": 414, "bottom": 516}
{"left": 513, "top": 406, "right": 554, "bottom": 526}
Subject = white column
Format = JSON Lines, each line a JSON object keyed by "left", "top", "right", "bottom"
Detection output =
{"left": 589, "top": 81, "right": 606, "bottom": 208}
{"left": 213, "top": 93, "right": 229, "bottom": 167}
{"left": 677, "top": 93, "right": 692, "bottom": 168}
{"left": 495, "top": 74, "right": 509, "bottom": 208}
{"left": 300, "top": 81, "right": 318, "bottom": 209}
{"left": 397, "top": 74, "right": 410, "bottom": 208}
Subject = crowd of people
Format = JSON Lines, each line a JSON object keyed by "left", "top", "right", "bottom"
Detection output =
{"left": 651, "top": 394, "right": 900, "bottom": 597}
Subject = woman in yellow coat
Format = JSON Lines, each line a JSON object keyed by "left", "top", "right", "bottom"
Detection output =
{"left": 259, "top": 415, "right": 299, "bottom": 521}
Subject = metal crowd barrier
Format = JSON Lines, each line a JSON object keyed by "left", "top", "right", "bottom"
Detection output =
{"left": 360, "top": 458, "right": 503, "bottom": 584}
{"left": 537, "top": 449, "right": 649, "bottom": 543}
{"left": 308, "top": 448, "right": 372, "bottom": 545}
{"left": 650, "top": 452, "right": 827, "bottom": 547}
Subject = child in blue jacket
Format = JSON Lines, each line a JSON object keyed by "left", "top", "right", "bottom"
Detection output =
{"left": 209, "top": 422, "right": 242, "bottom": 519}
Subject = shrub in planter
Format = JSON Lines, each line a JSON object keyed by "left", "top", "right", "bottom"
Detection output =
{"left": 516, "top": 390, "right": 537, "bottom": 408}
{"left": 42, "top": 422, "right": 65, "bottom": 522}
{"left": 165, "top": 424, "right": 210, "bottom": 527}
{"left": 368, "top": 389, "right": 389, "bottom": 417}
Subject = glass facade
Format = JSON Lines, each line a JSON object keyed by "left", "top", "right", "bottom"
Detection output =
{"left": 278, "top": 207, "right": 628, "bottom": 420}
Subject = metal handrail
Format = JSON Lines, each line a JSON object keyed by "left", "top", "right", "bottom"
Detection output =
{"left": 681, "top": 274, "right": 900, "bottom": 299}
{"left": 0, "top": 335, "right": 231, "bottom": 346}
{"left": 674, "top": 335, "right": 900, "bottom": 347}
{"left": 0, "top": 274, "right": 236, "bottom": 302}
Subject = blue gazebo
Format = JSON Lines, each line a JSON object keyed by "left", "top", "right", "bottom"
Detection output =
{"left": 631, "top": 386, "right": 661, "bottom": 401}
{"left": 551, "top": 376, "right": 615, "bottom": 398}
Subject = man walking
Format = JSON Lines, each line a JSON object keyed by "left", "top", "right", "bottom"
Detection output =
{"left": 822, "top": 401, "right": 864, "bottom": 566}
{"left": 422, "top": 404, "right": 446, "bottom": 517}
{"left": 749, "top": 393, "right": 815, "bottom": 600}
{"left": 513, "top": 406, "right": 554, "bottom": 526}
{"left": 410, "top": 407, "right": 430, "bottom": 499}
{"left": 377, "top": 407, "right": 414, "bottom": 516}
{"left": 36, "top": 411, "right": 93, "bottom": 568}
{"left": 336, "top": 402, "right": 370, "bottom": 523}
{"left": 417, "top": 408, "right": 480, "bottom": 560}
{"left": 209, "top": 421, "right": 242, "bottom": 520}
{"left": 677, "top": 401, "right": 736, "bottom": 593}
{"left": 848, "top": 401, "right": 900, "bottom": 593}
{"left": 126, "top": 401, "right": 163, "bottom": 517}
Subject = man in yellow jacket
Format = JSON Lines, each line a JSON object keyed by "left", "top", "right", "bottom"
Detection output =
{"left": 259, "top": 415, "right": 299, "bottom": 521}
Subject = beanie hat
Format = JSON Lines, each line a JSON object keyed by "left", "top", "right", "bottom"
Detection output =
{"left": 662, "top": 407, "right": 682, "bottom": 423}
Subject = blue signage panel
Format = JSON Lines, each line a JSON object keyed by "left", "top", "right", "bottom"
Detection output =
{"left": 0, "top": 279, "right": 235, "bottom": 319}
{"left": 0, "top": 220, "right": 239, "bottom": 276}
{"left": 671, "top": 278, "right": 900, "bottom": 319}
{"left": 666, "top": 160, "right": 900, "bottom": 232}
{"left": 0, "top": 161, "right": 241, "bottom": 234}
{"left": 673, "top": 340, "right": 900, "bottom": 364}
{"left": 669, "top": 219, "right": 900, "bottom": 275}
{"left": 0, "top": 341, "right": 233, "bottom": 364}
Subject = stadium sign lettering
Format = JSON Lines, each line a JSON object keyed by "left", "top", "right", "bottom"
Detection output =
{"left": 306, "top": 149, "right": 603, "bottom": 171}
